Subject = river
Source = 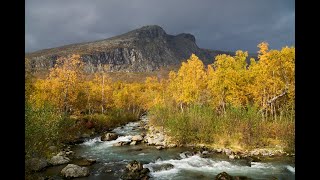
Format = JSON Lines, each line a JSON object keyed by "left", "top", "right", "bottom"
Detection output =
{"left": 42, "top": 116, "right": 295, "bottom": 179}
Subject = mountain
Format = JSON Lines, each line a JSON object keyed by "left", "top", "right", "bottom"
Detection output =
{"left": 25, "top": 25, "right": 238, "bottom": 72}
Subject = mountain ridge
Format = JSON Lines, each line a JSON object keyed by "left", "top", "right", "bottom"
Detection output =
{"left": 25, "top": 25, "right": 251, "bottom": 72}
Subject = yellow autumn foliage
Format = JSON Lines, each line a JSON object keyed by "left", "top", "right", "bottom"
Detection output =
{"left": 28, "top": 42, "right": 294, "bottom": 119}
{"left": 167, "top": 54, "right": 207, "bottom": 110}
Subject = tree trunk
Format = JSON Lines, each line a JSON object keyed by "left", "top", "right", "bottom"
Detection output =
{"left": 273, "top": 103, "right": 276, "bottom": 121}
{"left": 101, "top": 74, "right": 105, "bottom": 114}
{"left": 263, "top": 88, "right": 266, "bottom": 120}
{"left": 180, "top": 102, "right": 184, "bottom": 113}
{"left": 63, "top": 86, "right": 69, "bottom": 114}
{"left": 87, "top": 92, "right": 91, "bottom": 115}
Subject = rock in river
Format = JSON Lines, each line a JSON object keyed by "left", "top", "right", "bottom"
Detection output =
{"left": 101, "top": 133, "right": 118, "bottom": 141}
{"left": 229, "top": 154, "right": 235, "bottom": 159}
{"left": 151, "top": 163, "right": 174, "bottom": 172}
{"left": 215, "top": 172, "right": 233, "bottom": 180}
{"left": 215, "top": 171, "right": 249, "bottom": 180}
{"left": 50, "top": 154, "right": 70, "bottom": 166}
{"left": 126, "top": 160, "right": 143, "bottom": 172}
{"left": 113, "top": 141, "right": 130, "bottom": 146}
{"left": 156, "top": 146, "right": 164, "bottom": 150}
{"left": 121, "top": 160, "right": 150, "bottom": 180}
{"left": 130, "top": 141, "right": 137, "bottom": 145}
{"left": 132, "top": 135, "right": 144, "bottom": 141}
{"left": 61, "top": 164, "right": 90, "bottom": 178}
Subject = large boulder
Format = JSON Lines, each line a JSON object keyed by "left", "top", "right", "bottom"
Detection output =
{"left": 121, "top": 171, "right": 150, "bottom": 180}
{"left": 121, "top": 160, "right": 150, "bottom": 180}
{"left": 61, "top": 164, "right": 90, "bottom": 178}
{"left": 215, "top": 172, "right": 232, "bottom": 180}
{"left": 130, "top": 141, "right": 137, "bottom": 146}
{"left": 113, "top": 141, "right": 130, "bottom": 146}
{"left": 132, "top": 135, "right": 143, "bottom": 141}
{"left": 151, "top": 163, "right": 174, "bottom": 172}
{"left": 49, "top": 154, "right": 70, "bottom": 166}
{"left": 215, "top": 172, "right": 249, "bottom": 180}
{"left": 25, "top": 158, "right": 49, "bottom": 172}
{"left": 126, "top": 160, "right": 143, "bottom": 172}
{"left": 101, "top": 133, "right": 118, "bottom": 141}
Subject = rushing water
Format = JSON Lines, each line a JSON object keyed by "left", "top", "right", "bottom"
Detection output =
{"left": 43, "top": 116, "right": 295, "bottom": 180}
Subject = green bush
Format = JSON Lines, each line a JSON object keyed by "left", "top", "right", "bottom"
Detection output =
{"left": 82, "top": 109, "right": 139, "bottom": 132}
{"left": 25, "top": 102, "right": 141, "bottom": 159}
{"left": 25, "top": 102, "right": 63, "bottom": 158}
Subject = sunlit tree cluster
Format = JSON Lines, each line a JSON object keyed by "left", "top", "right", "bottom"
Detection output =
{"left": 162, "top": 42, "right": 295, "bottom": 119}
{"left": 26, "top": 42, "right": 295, "bottom": 120}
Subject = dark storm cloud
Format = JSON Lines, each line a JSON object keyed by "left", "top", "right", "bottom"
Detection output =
{"left": 26, "top": 0, "right": 294, "bottom": 53}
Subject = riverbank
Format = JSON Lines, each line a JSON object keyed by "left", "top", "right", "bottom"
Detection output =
{"left": 25, "top": 115, "right": 295, "bottom": 179}
{"left": 148, "top": 104, "right": 295, "bottom": 154}
{"left": 143, "top": 117, "right": 295, "bottom": 160}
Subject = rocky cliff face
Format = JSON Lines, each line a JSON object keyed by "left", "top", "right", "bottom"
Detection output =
{"left": 25, "top": 25, "right": 234, "bottom": 72}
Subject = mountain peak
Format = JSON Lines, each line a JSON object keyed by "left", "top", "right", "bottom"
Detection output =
{"left": 139, "top": 25, "right": 164, "bottom": 30}
{"left": 132, "top": 25, "right": 166, "bottom": 38}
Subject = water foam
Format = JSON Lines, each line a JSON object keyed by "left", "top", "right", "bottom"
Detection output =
{"left": 144, "top": 154, "right": 281, "bottom": 179}
{"left": 286, "top": 165, "right": 295, "bottom": 173}
{"left": 95, "top": 135, "right": 132, "bottom": 149}
{"left": 81, "top": 135, "right": 132, "bottom": 148}
{"left": 81, "top": 136, "right": 102, "bottom": 146}
{"left": 112, "top": 121, "right": 141, "bottom": 134}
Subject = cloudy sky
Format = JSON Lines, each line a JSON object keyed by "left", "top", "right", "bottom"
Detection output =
{"left": 26, "top": 0, "right": 294, "bottom": 53}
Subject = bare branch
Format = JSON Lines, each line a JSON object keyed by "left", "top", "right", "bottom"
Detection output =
{"left": 267, "top": 88, "right": 288, "bottom": 104}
